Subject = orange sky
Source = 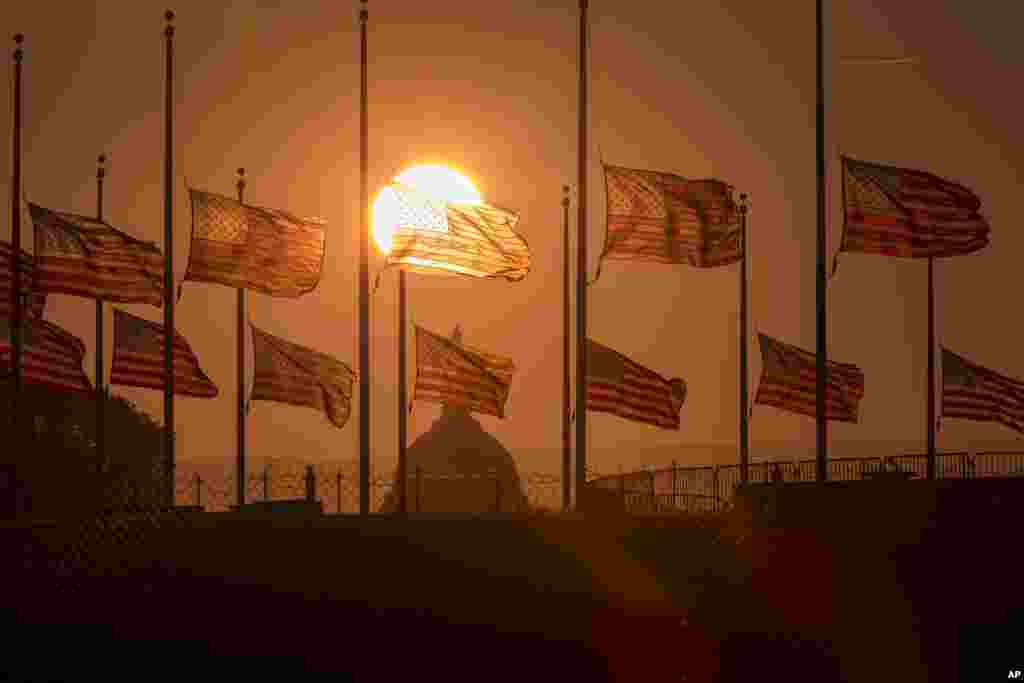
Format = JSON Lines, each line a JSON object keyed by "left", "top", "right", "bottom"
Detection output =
{"left": 1, "top": 0, "right": 1021, "bottom": 475}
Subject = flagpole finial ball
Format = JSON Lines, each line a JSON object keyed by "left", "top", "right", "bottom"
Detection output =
{"left": 14, "top": 34, "right": 24, "bottom": 44}
{"left": 237, "top": 167, "right": 245, "bottom": 177}
{"left": 165, "top": 10, "right": 175, "bottom": 22}
{"left": 98, "top": 154, "right": 106, "bottom": 165}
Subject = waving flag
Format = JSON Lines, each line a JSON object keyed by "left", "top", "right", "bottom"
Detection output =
{"left": 941, "top": 348, "right": 1024, "bottom": 434}
{"left": 413, "top": 325, "right": 515, "bottom": 418}
{"left": 386, "top": 183, "right": 530, "bottom": 281}
{"left": 185, "top": 188, "right": 326, "bottom": 297}
{"left": 754, "top": 333, "right": 865, "bottom": 422}
{"left": 109, "top": 308, "right": 218, "bottom": 398}
{"left": 840, "top": 156, "right": 990, "bottom": 260}
{"left": 250, "top": 324, "right": 355, "bottom": 428}
{"left": 1, "top": 241, "right": 46, "bottom": 319}
{"left": 601, "top": 164, "right": 740, "bottom": 269}
{"left": 586, "top": 339, "right": 687, "bottom": 430}
{"left": 28, "top": 203, "right": 164, "bottom": 306}
{"left": 1, "top": 317, "right": 91, "bottom": 393}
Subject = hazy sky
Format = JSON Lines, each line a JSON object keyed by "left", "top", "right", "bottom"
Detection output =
{"left": 2, "top": 1, "right": 1021, "bottom": 475}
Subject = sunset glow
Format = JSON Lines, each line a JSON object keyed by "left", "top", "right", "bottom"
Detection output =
{"left": 372, "top": 164, "right": 482, "bottom": 254}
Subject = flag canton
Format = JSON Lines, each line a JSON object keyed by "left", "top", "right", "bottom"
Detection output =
{"left": 31, "top": 207, "right": 90, "bottom": 256}
{"left": 116, "top": 311, "right": 162, "bottom": 353}
{"left": 393, "top": 185, "right": 449, "bottom": 233}
{"left": 587, "top": 340, "right": 627, "bottom": 384}
{"left": 942, "top": 350, "right": 978, "bottom": 388}
{"left": 606, "top": 168, "right": 666, "bottom": 219}
{"left": 192, "top": 190, "right": 247, "bottom": 244}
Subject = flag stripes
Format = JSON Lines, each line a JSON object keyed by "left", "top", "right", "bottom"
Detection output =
{"left": 1, "top": 317, "right": 91, "bottom": 393}
{"left": 754, "top": 333, "right": 865, "bottom": 422}
{"left": 387, "top": 184, "right": 530, "bottom": 281}
{"left": 601, "top": 165, "right": 740, "bottom": 268}
{"left": 0, "top": 241, "right": 46, "bottom": 319}
{"left": 250, "top": 324, "right": 355, "bottom": 428}
{"left": 586, "top": 339, "right": 686, "bottom": 430}
{"left": 413, "top": 325, "right": 514, "bottom": 418}
{"left": 109, "top": 308, "right": 218, "bottom": 398}
{"left": 942, "top": 348, "right": 1024, "bottom": 433}
{"left": 840, "top": 156, "right": 990, "bottom": 259}
{"left": 28, "top": 203, "right": 164, "bottom": 306}
{"left": 185, "top": 189, "right": 326, "bottom": 297}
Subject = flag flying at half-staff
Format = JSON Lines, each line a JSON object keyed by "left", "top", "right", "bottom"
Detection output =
{"left": 1, "top": 242, "right": 45, "bottom": 319}
{"left": 599, "top": 165, "right": 740, "bottom": 271}
{"left": 413, "top": 324, "right": 515, "bottom": 419}
{"left": 941, "top": 348, "right": 1024, "bottom": 434}
{"left": 0, "top": 317, "right": 91, "bottom": 393}
{"left": 586, "top": 339, "right": 687, "bottom": 430}
{"left": 754, "top": 333, "right": 865, "bottom": 423}
{"left": 27, "top": 203, "right": 164, "bottom": 306}
{"left": 838, "top": 156, "right": 990, "bottom": 261}
{"left": 384, "top": 183, "right": 530, "bottom": 281}
{"left": 249, "top": 323, "right": 356, "bottom": 429}
{"left": 109, "top": 308, "right": 217, "bottom": 398}
{"left": 184, "top": 189, "right": 327, "bottom": 297}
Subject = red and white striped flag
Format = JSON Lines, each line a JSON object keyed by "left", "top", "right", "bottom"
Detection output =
{"left": 754, "top": 333, "right": 865, "bottom": 422}
{"left": 586, "top": 339, "right": 687, "bottom": 430}
{"left": 1, "top": 241, "right": 46, "bottom": 320}
{"left": 1, "top": 317, "right": 91, "bottom": 393}
{"left": 840, "top": 156, "right": 990, "bottom": 259}
{"left": 109, "top": 308, "right": 218, "bottom": 398}
{"left": 28, "top": 203, "right": 164, "bottom": 306}
{"left": 250, "top": 324, "right": 356, "bottom": 428}
{"left": 385, "top": 183, "right": 530, "bottom": 281}
{"left": 601, "top": 164, "right": 740, "bottom": 269}
{"left": 413, "top": 325, "right": 515, "bottom": 418}
{"left": 941, "top": 348, "right": 1024, "bottom": 434}
{"left": 185, "top": 189, "right": 326, "bottom": 297}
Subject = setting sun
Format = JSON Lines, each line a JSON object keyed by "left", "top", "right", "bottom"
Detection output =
{"left": 372, "top": 164, "right": 482, "bottom": 254}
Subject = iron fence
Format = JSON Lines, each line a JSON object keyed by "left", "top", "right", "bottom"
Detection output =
{"left": 586, "top": 451, "right": 1024, "bottom": 514}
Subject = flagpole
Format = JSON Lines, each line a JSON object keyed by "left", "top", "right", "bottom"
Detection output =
{"left": 739, "top": 194, "right": 749, "bottom": 484}
{"left": 397, "top": 270, "right": 407, "bottom": 515}
{"left": 562, "top": 185, "right": 571, "bottom": 512}
{"left": 815, "top": 0, "right": 829, "bottom": 482}
{"left": 10, "top": 34, "right": 24, "bottom": 435}
{"left": 236, "top": 168, "right": 247, "bottom": 507}
{"left": 574, "top": 0, "right": 589, "bottom": 510}
{"left": 358, "top": 0, "right": 370, "bottom": 516}
{"left": 926, "top": 256, "right": 935, "bottom": 478}
{"left": 163, "top": 11, "right": 176, "bottom": 506}
{"left": 95, "top": 154, "right": 106, "bottom": 472}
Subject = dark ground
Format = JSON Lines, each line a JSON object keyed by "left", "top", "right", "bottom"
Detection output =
{"left": 2, "top": 486, "right": 1022, "bottom": 682}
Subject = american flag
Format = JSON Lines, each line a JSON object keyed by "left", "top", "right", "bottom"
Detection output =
{"left": 941, "top": 348, "right": 1024, "bottom": 434}
{"left": 28, "top": 203, "right": 164, "bottom": 306}
{"left": 109, "top": 308, "right": 218, "bottom": 398}
{"left": 601, "top": 164, "right": 740, "bottom": 268}
{"left": 0, "top": 317, "right": 92, "bottom": 393}
{"left": 250, "top": 324, "right": 355, "bottom": 428}
{"left": 840, "top": 156, "right": 990, "bottom": 259}
{"left": 754, "top": 333, "right": 865, "bottom": 423}
{"left": 386, "top": 183, "right": 530, "bottom": 281}
{"left": 413, "top": 325, "right": 515, "bottom": 418}
{"left": 185, "top": 189, "right": 326, "bottom": 298}
{"left": 1, "top": 241, "right": 46, "bottom": 320}
{"left": 586, "top": 339, "right": 687, "bottom": 430}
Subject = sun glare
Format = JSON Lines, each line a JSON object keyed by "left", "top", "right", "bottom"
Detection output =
{"left": 372, "top": 164, "right": 482, "bottom": 254}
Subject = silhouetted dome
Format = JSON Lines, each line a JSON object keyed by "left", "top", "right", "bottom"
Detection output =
{"left": 378, "top": 405, "right": 528, "bottom": 513}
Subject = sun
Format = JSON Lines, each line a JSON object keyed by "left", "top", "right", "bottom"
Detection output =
{"left": 372, "top": 164, "right": 482, "bottom": 254}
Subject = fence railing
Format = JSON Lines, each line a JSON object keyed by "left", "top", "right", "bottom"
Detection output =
{"left": 173, "top": 464, "right": 587, "bottom": 514}
{"left": 586, "top": 451, "right": 1024, "bottom": 514}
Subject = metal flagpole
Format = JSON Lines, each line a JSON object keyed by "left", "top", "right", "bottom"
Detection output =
{"left": 815, "top": 0, "right": 828, "bottom": 482}
{"left": 358, "top": 0, "right": 370, "bottom": 515}
{"left": 398, "top": 270, "right": 407, "bottom": 514}
{"left": 926, "top": 257, "right": 935, "bottom": 479}
{"left": 738, "top": 194, "right": 749, "bottom": 484}
{"left": 163, "top": 11, "right": 177, "bottom": 506}
{"left": 574, "top": 0, "right": 589, "bottom": 510}
{"left": 236, "top": 168, "right": 247, "bottom": 507}
{"left": 562, "top": 185, "right": 571, "bottom": 511}
{"left": 96, "top": 154, "right": 107, "bottom": 471}
{"left": 10, "top": 34, "right": 24, "bottom": 435}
